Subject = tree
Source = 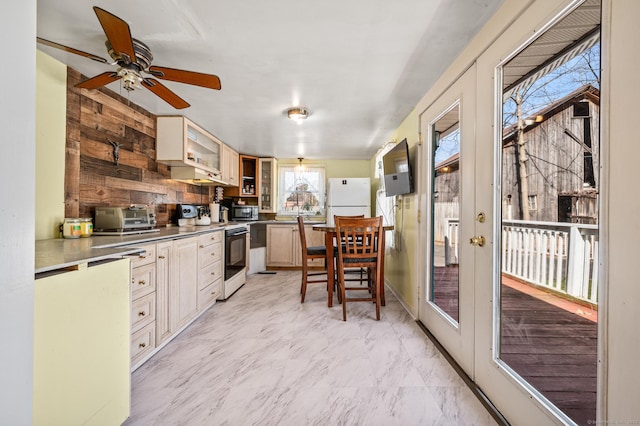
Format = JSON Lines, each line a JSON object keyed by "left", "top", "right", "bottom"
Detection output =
{"left": 515, "top": 92, "right": 531, "bottom": 220}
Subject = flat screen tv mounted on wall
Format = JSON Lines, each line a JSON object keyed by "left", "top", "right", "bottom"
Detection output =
{"left": 383, "top": 138, "right": 414, "bottom": 197}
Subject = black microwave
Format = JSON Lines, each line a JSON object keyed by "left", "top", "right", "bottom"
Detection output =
{"left": 231, "top": 204, "right": 258, "bottom": 221}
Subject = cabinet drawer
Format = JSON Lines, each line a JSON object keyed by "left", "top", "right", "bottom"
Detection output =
{"left": 130, "top": 244, "right": 156, "bottom": 268}
{"left": 131, "top": 292, "right": 156, "bottom": 333}
{"left": 198, "top": 231, "right": 223, "bottom": 248}
{"left": 131, "top": 262, "right": 156, "bottom": 299}
{"left": 198, "top": 242, "right": 223, "bottom": 268}
{"left": 131, "top": 322, "right": 155, "bottom": 366}
{"left": 198, "top": 260, "right": 222, "bottom": 289}
{"left": 198, "top": 280, "right": 221, "bottom": 310}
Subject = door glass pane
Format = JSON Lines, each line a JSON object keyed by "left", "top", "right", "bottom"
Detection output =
{"left": 430, "top": 104, "right": 460, "bottom": 322}
{"left": 497, "top": 3, "right": 600, "bottom": 424}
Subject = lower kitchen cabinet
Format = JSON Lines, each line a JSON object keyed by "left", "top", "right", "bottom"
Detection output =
{"left": 267, "top": 224, "right": 297, "bottom": 266}
{"left": 266, "top": 223, "right": 325, "bottom": 268}
{"left": 131, "top": 292, "right": 156, "bottom": 333}
{"left": 172, "top": 236, "right": 199, "bottom": 331}
{"left": 131, "top": 322, "right": 156, "bottom": 367}
{"left": 197, "top": 232, "right": 223, "bottom": 309}
{"left": 130, "top": 244, "right": 158, "bottom": 367}
{"left": 155, "top": 240, "right": 173, "bottom": 345}
{"left": 125, "top": 229, "right": 226, "bottom": 371}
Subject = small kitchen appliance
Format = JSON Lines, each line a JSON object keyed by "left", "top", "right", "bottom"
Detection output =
{"left": 94, "top": 206, "right": 157, "bottom": 233}
{"left": 176, "top": 204, "right": 212, "bottom": 226}
{"left": 196, "top": 206, "right": 211, "bottom": 226}
{"left": 231, "top": 204, "right": 258, "bottom": 221}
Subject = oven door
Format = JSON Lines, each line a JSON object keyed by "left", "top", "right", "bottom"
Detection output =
{"left": 225, "top": 227, "right": 248, "bottom": 280}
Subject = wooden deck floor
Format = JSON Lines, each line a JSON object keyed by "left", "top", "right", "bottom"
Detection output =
{"left": 431, "top": 267, "right": 597, "bottom": 425}
{"left": 500, "top": 280, "right": 597, "bottom": 425}
{"left": 432, "top": 265, "right": 459, "bottom": 321}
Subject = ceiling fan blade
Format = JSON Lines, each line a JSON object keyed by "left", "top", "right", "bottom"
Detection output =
{"left": 93, "top": 6, "right": 137, "bottom": 64}
{"left": 142, "top": 78, "right": 190, "bottom": 109}
{"left": 148, "top": 66, "right": 221, "bottom": 90}
{"left": 36, "top": 37, "right": 110, "bottom": 64}
{"left": 75, "top": 72, "right": 121, "bottom": 89}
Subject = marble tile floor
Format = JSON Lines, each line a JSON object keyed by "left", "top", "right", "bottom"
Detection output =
{"left": 123, "top": 271, "right": 497, "bottom": 426}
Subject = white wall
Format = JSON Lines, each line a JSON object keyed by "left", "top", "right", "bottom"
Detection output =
{"left": 0, "top": 0, "right": 36, "bottom": 424}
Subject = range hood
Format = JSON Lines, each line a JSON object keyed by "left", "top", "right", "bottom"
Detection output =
{"left": 170, "top": 166, "right": 227, "bottom": 186}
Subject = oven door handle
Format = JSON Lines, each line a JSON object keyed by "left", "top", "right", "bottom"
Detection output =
{"left": 226, "top": 229, "right": 249, "bottom": 236}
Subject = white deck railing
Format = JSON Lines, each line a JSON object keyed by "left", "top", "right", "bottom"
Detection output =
{"left": 442, "top": 219, "right": 599, "bottom": 304}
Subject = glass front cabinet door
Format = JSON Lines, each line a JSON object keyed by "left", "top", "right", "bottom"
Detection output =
{"left": 259, "top": 158, "right": 277, "bottom": 213}
{"left": 156, "top": 116, "right": 222, "bottom": 178}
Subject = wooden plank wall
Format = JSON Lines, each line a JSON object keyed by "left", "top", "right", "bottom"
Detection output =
{"left": 65, "top": 68, "right": 212, "bottom": 226}
{"left": 501, "top": 100, "right": 599, "bottom": 222}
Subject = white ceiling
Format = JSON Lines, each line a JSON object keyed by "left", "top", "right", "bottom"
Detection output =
{"left": 37, "top": 0, "right": 503, "bottom": 159}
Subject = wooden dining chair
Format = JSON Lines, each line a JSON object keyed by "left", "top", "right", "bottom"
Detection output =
{"left": 333, "top": 214, "right": 366, "bottom": 284}
{"left": 297, "top": 216, "right": 328, "bottom": 303}
{"left": 335, "top": 216, "right": 384, "bottom": 321}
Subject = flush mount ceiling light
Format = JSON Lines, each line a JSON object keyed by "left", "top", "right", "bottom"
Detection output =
{"left": 287, "top": 107, "right": 309, "bottom": 124}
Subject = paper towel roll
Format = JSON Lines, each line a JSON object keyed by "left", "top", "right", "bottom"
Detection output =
{"left": 209, "top": 203, "right": 220, "bottom": 223}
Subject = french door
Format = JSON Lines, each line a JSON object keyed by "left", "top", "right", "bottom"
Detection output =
{"left": 417, "top": 65, "right": 477, "bottom": 376}
{"left": 417, "top": 1, "right": 602, "bottom": 424}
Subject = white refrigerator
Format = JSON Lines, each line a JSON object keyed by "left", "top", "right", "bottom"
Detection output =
{"left": 326, "top": 178, "right": 371, "bottom": 225}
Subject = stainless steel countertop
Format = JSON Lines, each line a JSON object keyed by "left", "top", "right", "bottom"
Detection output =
{"left": 35, "top": 223, "right": 239, "bottom": 275}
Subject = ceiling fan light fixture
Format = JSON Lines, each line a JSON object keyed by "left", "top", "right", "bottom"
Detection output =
{"left": 118, "top": 68, "right": 143, "bottom": 91}
{"left": 37, "top": 6, "right": 222, "bottom": 109}
{"left": 287, "top": 107, "right": 309, "bottom": 124}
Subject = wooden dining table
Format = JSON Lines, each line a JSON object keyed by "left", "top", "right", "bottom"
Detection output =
{"left": 312, "top": 223, "right": 393, "bottom": 308}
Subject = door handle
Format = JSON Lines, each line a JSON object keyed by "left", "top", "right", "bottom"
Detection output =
{"left": 469, "top": 236, "right": 485, "bottom": 247}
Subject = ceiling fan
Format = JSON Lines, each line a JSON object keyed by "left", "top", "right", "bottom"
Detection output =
{"left": 37, "top": 6, "right": 221, "bottom": 109}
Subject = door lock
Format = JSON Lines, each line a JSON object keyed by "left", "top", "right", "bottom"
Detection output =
{"left": 469, "top": 236, "right": 485, "bottom": 247}
{"left": 476, "top": 212, "right": 486, "bottom": 223}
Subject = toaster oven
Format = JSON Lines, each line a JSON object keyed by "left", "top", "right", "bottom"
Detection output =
{"left": 94, "top": 206, "right": 155, "bottom": 231}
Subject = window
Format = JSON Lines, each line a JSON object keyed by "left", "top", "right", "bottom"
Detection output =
{"left": 278, "top": 164, "right": 325, "bottom": 216}
{"left": 573, "top": 101, "right": 590, "bottom": 118}
{"left": 527, "top": 194, "right": 538, "bottom": 211}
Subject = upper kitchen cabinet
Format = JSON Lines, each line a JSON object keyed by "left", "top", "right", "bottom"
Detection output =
{"left": 156, "top": 116, "right": 223, "bottom": 181}
{"left": 259, "top": 158, "right": 277, "bottom": 213}
{"left": 221, "top": 144, "right": 239, "bottom": 187}
{"left": 239, "top": 155, "right": 258, "bottom": 197}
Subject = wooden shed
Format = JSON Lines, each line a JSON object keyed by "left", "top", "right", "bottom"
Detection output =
{"left": 501, "top": 84, "right": 600, "bottom": 223}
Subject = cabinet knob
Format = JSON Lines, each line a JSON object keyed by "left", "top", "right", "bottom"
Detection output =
{"left": 199, "top": 244, "right": 205, "bottom": 248}
{"left": 211, "top": 272, "right": 216, "bottom": 276}
{"left": 138, "top": 311, "right": 146, "bottom": 317}
{"left": 158, "top": 255, "right": 165, "bottom": 259}
{"left": 138, "top": 280, "right": 146, "bottom": 286}
{"left": 139, "top": 343, "right": 146, "bottom": 348}
{"left": 139, "top": 254, "right": 146, "bottom": 259}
